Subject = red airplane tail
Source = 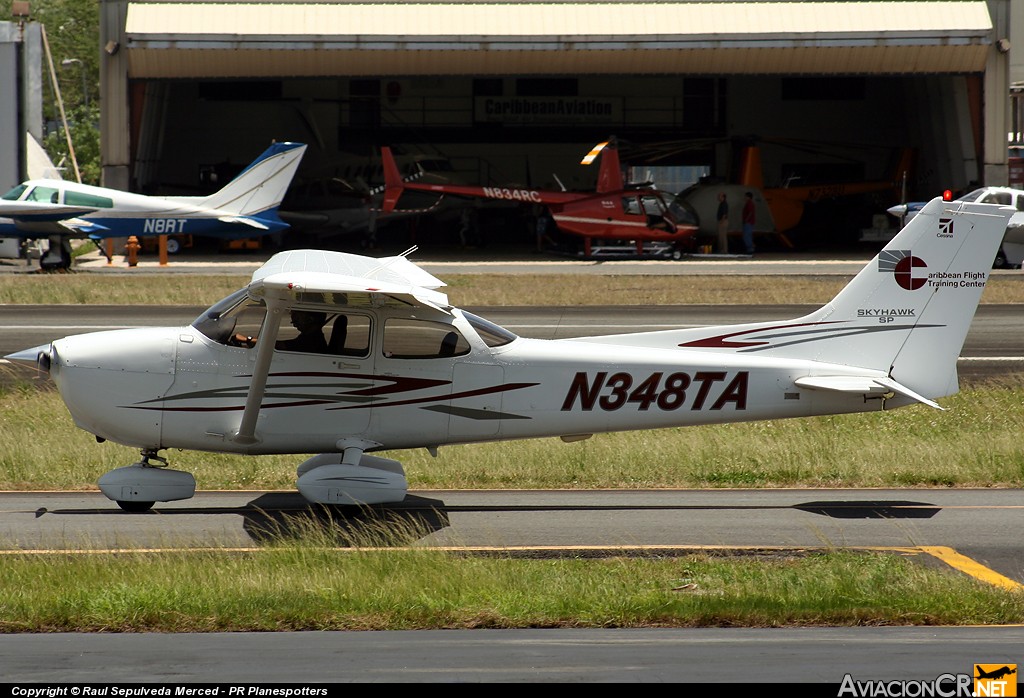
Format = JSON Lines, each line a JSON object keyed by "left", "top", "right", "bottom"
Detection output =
{"left": 381, "top": 146, "right": 404, "bottom": 213}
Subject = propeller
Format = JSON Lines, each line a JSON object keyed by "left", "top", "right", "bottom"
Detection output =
{"left": 5, "top": 343, "right": 53, "bottom": 377}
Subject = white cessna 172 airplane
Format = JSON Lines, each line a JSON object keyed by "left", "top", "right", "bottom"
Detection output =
{"left": 0, "top": 141, "right": 307, "bottom": 269}
{"left": 6, "top": 196, "right": 1013, "bottom": 511}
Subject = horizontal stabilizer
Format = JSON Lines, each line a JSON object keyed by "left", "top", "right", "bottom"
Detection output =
{"left": 794, "top": 375, "right": 943, "bottom": 410}
{"left": 217, "top": 215, "right": 270, "bottom": 230}
{"left": 66, "top": 219, "right": 109, "bottom": 235}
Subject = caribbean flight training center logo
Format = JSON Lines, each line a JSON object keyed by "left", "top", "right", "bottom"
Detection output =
{"left": 879, "top": 249, "right": 928, "bottom": 290}
{"left": 879, "top": 216, "right": 958, "bottom": 290}
{"left": 837, "top": 663, "right": 1017, "bottom": 697}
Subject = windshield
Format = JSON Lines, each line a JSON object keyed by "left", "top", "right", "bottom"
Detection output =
{"left": 2, "top": 185, "right": 26, "bottom": 201}
{"left": 956, "top": 189, "right": 988, "bottom": 203}
{"left": 463, "top": 311, "right": 517, "bottom": 347}
{"left": 192, "top": 289, "right": 267, "bottom": 344}
{"left": 667, "top": 194, "right": 700, "bottom": 227}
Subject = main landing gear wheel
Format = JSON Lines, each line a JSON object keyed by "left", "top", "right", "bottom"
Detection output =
{"left": 116, "top": 500, "right": 155, "bottom": 513}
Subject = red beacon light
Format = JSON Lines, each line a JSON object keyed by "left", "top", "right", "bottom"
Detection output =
{"left": 942, "top": 189, "right": 953, "bottom": 201}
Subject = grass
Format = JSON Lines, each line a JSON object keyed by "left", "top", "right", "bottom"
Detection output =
{"left": 2, "top": 545, "right": 1021, "bottom": 632}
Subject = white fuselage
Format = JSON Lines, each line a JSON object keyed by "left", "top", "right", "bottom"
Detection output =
{"left": 49, "top": 307, "right": 895, "bottom": 456}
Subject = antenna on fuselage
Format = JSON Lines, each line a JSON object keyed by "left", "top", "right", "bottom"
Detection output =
{"left": 364, "top": 245, "right": 419, "bottom": 279}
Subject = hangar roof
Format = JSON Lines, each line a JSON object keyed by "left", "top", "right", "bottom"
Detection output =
{"left": 122, "top": 1, "right": 995, "bottom": 78}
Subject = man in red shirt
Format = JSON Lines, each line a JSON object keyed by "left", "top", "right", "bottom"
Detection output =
{"left": 742, "top": 191, "right": 756, "bottom": 256}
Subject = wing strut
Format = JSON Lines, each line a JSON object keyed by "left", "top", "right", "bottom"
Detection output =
{"left": 234, "top": 302, "right": 285, "bottom": 445}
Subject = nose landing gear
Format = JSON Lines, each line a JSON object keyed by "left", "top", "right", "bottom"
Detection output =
{"left": 97, "top": 449, "right": 197, "bottom": 513}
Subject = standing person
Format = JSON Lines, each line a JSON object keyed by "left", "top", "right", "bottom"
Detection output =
{"left": 742, "top": 191, "right": 756, "bottom": 256}
{"left": 716, "top": 192, "right": 729, "bottom": 254}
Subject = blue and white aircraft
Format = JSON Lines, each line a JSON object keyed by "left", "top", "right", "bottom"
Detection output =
{"left": 0, "top": 141, "right": 307, "bottom": 269}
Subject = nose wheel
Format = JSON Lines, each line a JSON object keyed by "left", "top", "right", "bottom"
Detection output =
{"left": 117, "top": 499, "right": 155, "bottom": 513}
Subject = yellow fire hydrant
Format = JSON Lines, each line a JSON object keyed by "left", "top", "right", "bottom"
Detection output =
{"left": 125, "top": 236, "right": 140, "bottom": 267}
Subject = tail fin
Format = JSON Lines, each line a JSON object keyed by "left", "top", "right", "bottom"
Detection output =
{"left": 381, "top": 146, "right": 404, "bottom": 213}
{"left": 810, "top": 197, "right": 1011, "bottom": 399}
{"left": 198, "top": 142, "right": 307, "bottom": 217}
{"left": 690, "top": 197, "right": 1012, "bottom": 400}
{"left": 586, "top": 139, "right": 624, "bottom": 194}
{"left": 579, "top": 197, "right": 1013, "bottom": 403}
{"left": 736, "top": 145, "right": 764, "bottom": 189}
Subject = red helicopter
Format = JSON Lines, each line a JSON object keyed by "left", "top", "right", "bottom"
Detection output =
{"left": 380, "top": 139, "right": 700, "bottom": 258}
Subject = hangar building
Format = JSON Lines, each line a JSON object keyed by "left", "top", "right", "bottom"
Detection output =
{"left": 94, "top": 0, "right": 1015, "bottom": 247}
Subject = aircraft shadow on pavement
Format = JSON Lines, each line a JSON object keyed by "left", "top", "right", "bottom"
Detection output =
{"left": 793, "top": 500, "right": 940, "bottom": 519}
{"left": 34, "top": 493, "right": 451, "bottom": 546}
{"left": 239, "top": 492, "right": 451, "bottom": 545}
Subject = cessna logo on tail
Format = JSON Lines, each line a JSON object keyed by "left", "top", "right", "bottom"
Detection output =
{"left": 938, "top": 217, "right": 954, "bottom": 238}
{"left": 879, "top": 249, "right": 928, "bottom": 290}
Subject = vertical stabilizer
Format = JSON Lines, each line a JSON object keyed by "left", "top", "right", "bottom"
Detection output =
{"left": 593, "top": 141, "right": 624, "bottom": 194}
{"left": 381, "top": 146, "right": 404, "bottom": 213}
{"left": 718, "top": 197, "right": 1013, "bottom": 399}
{"left": 581, "top": 197, "right": 1013, "bottom": 402}
{"left": 737, "top": 145, "right": 764, "bottom": 189}
{"left": 198, "top": 142, "right": 307, "bottom": 217}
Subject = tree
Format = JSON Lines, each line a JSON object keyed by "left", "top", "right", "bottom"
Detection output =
{"left": 32, "top": 0, "right": 100, "bottom": 184}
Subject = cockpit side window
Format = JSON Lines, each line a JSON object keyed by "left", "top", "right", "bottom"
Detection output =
{"left": 274, "top": 310, "right": 373, "bottom": 357}
{"left": 25, "top": 186, "right": 60, "bottom": 203}
{"left": 323, "top": 313, "right": 372, "bottom": 357}
{"left": 65, "top": 191, "right": 114, "bottom": 208}
{"left": 382, "top": 319, "right": 470, "bottom": 359}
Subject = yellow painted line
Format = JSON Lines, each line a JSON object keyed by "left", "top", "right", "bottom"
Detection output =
{"left": 919, "top": 546, "right": 1024, "bottom": 591}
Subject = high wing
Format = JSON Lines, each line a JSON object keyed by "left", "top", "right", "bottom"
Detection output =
{"left": 250, "top": 248, "right": 449, "bottom": 310}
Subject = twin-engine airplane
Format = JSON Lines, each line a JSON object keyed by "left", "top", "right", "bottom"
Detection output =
{"left": 6, "top": 196, "right": 1011, "bottom": 512}
{"left": 0, "top": 141, "right": 307, "bottom": 270}
{"left": 380, "top": 140, "right": 699, "bottom": 258}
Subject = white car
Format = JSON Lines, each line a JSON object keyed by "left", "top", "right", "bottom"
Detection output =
{"left": 888, "top": 187, "right": 1024, "bottom": 268}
